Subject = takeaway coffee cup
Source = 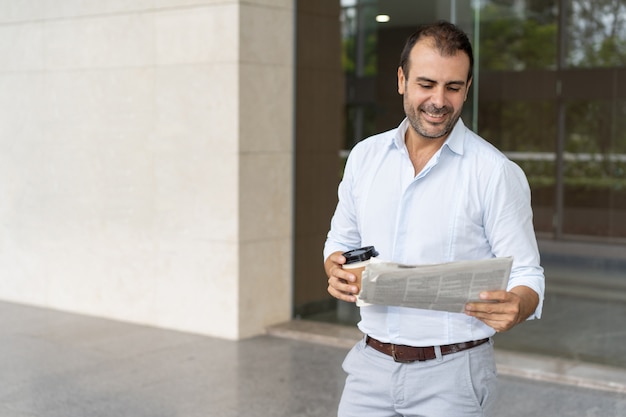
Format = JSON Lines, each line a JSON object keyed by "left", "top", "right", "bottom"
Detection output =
{"left": 342, "top": 246, "right": 379, "bottom": 294}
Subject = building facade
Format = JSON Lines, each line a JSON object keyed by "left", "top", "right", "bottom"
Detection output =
{"left": 0, "top": 0, "right": 296, "bottom": 340}
{"left": 1, "top": 0, "right": 625, "bottom": 370}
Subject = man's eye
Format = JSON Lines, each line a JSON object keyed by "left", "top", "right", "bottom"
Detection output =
{"left": 448, "top": 87, "right": 460, "bottom": 92}
{"left": 419, "top": 84, "right": 433, "bottom": 89}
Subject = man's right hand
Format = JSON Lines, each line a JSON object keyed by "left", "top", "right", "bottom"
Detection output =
{"left": 324, "top": 251, "right": 358, "bottom": 303}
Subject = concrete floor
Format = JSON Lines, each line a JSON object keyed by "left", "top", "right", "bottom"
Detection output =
{"left": 2, "top": 301, "right": 626, "bottom": 417}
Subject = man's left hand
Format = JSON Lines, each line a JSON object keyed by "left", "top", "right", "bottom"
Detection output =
{"left": 464, "top": 286, "right": 539, "bottom": 332}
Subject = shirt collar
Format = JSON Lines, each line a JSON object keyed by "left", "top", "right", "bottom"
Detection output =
{"left": 392, "top": 117, "right": 466, "bottom": 156}
{"left": 445, "top": 118, "right": 465, "bottom": 156}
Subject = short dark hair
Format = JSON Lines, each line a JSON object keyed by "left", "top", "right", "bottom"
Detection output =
{"left": 399, "top": 20, "right": 474, "bottom": 82}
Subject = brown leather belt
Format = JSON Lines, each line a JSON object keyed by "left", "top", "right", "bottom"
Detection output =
{"left": 366, "top": 336, "right": 490, "bottom": 363}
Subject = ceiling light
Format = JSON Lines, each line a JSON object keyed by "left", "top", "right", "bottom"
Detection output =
{"left": 375, "top": 14, "right": 390, "bottom": 23}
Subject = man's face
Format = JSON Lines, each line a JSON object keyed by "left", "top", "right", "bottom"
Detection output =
{"left": 398, "top": 38, "right": 472, "bottom": 141}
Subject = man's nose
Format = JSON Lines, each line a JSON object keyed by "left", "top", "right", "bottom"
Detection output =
{"left": 430, "top": 87, "right": 446, "bottom": 108}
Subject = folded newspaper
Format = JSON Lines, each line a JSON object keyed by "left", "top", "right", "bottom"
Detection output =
{"left": 357, "top": 257, "right": 513, "bottom": 313}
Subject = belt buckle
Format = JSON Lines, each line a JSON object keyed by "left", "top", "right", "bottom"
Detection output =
{"left": 390, "top": 344, "right": 418, "bottom": 363}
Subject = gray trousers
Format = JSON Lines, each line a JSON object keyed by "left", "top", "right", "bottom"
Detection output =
{"left": 338, "top": 337, "right": 498, "bottom": 417}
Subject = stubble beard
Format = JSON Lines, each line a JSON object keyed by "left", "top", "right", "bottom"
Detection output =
{"left": 405, "top": 101, "right": 459, "bottom": 140}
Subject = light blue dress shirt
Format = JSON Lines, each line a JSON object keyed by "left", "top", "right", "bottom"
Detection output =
{"left": 324, "top": 118, "right": 545, "bottom": 346}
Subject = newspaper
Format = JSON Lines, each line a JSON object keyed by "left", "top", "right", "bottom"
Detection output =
{"left": 357, "top": 257, "right": 513, "bottom": 313}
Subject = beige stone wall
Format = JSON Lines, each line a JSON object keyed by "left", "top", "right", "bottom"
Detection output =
{"left": 0, "top": 0, "right": 294, "bottom": 339}
{"left": 237, "top": 0, "right": 294, "bottom": 338}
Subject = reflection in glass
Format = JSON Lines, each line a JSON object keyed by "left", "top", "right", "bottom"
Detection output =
{"left": 566, "top": 0, "right": 626, "bottom": 68}
{"left": 479, "top": 0, "right": 557, "bottom": 71}
{"left": 563, "top": 99, "right": 626, "bottom": 238}
{"left": 320, "top": 0, "right": 626, "bottom": 369}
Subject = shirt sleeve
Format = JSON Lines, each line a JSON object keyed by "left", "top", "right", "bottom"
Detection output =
{"left": 323, "top": 148, "right": 363, "bottom": 261}
{"left": 483, "top": 159, "right": 546, "bottom": 319}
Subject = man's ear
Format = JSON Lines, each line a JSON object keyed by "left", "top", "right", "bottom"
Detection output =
{"left": 397, "top": 66, "right": 405, "bottom": 95}
{"left": 464, "top": 77, "right": 473, "bottom": 101}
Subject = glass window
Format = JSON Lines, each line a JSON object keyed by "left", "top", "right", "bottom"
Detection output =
{"left": 566, "top": 0, "right": 626, "bottom": 68}
{"left": 563, "top": 99, "right": 626, "bottom": 238}
{"left": 302, "top": 0, "right": 626, "bottom": 370}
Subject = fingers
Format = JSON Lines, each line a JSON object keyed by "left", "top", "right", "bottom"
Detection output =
{"left": 464, "top": 309, "right": 518, "bottom": 332}
{"left": 323, "top": 251, "right": 346, "bottom": 277}
{"left": 324, "top": 251, "right": 358, "bottom": 303}
{"left": 477, "top": 290, "right": 509, "bottom": 302}
{"left": 464, "top": 291, "right": 514, "bottom": 317}
{"left": 465, "top": 291, "right": 522, "bottom": 332}
{"left": 327, "top": 275, "right": 358, "bottom": 303}
{"left": 327, "top": 264, "right": 358, "bottom": 302}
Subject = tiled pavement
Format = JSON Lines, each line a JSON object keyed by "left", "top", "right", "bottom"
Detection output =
{"left": 2, "top": 301, "right": 626, "bottom": 417}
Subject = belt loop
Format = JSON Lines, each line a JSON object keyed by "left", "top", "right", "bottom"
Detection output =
{"left": 362, "top": 335, "right": 369, "bottom": 349}
{"left": 434, "top": 345, "right": 443, "bottom": 361}
{"left": 391, "top": 344, "right": 401, "bottom": 362}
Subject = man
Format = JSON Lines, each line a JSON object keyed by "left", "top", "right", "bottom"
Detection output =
{"left": 324, "top": 21, "right": 545, "bottom": 417}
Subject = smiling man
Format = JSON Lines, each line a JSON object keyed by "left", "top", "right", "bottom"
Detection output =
{"left": 324, "top": 21, "right": 545, "bottom": 417}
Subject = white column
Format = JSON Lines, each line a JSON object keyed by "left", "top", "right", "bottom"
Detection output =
{"left": 0, "top": 0, "right": 294, "bottom": 340}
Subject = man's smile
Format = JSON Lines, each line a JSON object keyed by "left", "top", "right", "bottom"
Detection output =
{"left": 422, "top": 109, "right": 448, "bottom": 122}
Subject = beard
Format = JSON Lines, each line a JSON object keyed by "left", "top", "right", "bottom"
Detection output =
{"left": 404, "top": 100, "right": 460, "bottom": 140}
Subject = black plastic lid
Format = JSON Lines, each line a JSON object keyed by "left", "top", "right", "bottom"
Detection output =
{"left": 342, "top": 246, "right": 379, "bottom": 264}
